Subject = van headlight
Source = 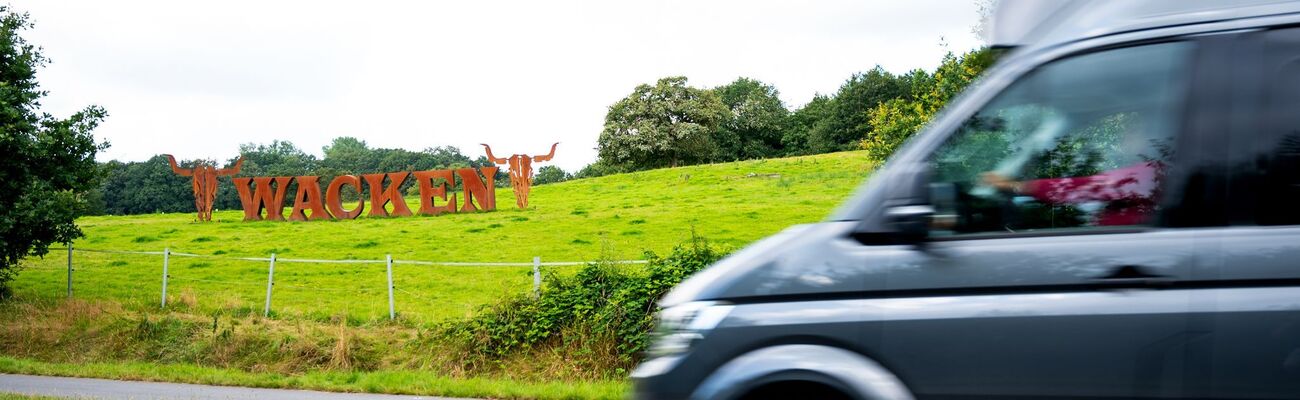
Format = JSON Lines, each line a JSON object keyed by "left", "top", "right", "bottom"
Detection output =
{"left": 648, "top": 301, "right": 734, "bottom": 358}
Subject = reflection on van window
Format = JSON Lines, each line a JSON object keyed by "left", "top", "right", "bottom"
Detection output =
{"left": 930, "top": 42, "right": 1193, "bottom": 235}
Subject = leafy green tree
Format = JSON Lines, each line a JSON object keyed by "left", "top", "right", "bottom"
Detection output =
{"left": 320, "top": 136, "right": 376, "bottom": 174}
{"left": 810, "top": 67, "right": 907, "bottom": 153}
{"left": 533, "top": 165, "right": 571, "bottom": 185}
{"left": 98, "top": 156, "right": 195, "bottom": 215}
{"left": 781, "top": 94, "right": 835, "bottom": 156}
{"left": 597, "top": 77, "right": 729, "bottom": 170}
{"left": 0, "top": 7, "right": 108, "bottom": 292}
{"left": 711, "top": 78, "right": 789, "bottom": 161}
{"left": 863, "top": 48, "right": 995, "bottom": 161}
{"left": 573, "top": 160, "right": 626, "bottom": 180}
{"left": 213, "top": 141, "right": 317, "bottom": 208}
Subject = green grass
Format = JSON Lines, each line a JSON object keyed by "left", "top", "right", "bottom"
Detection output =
{"left": 0, "top": 151, "right": 876, "bottom": 399}
{"left": 0, "top": 356, "right": 627, "bottom": 400}
{"left": 0, "top": 394, "right": 65, "bottom": 400}
{"left": 13, "top": 151, "right": 874, "bottom": 322}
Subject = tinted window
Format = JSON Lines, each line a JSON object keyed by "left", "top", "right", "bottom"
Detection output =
{"left": 1215, "top": 28, "right": 1300, "bottom": 226}
{"left": 929, "top": 42, "right": 1194, "bottom": 236}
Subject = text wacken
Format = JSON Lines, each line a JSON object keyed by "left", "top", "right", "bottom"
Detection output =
{"left": 232, "top": 167, "right": 499, "bottom": 221}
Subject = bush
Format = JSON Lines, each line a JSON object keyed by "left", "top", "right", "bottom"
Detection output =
{"left": 443, "top": 234, "right": 724, "bottom": 366}
{"left": 862, "top": 48, "right": 995, "bottom": 161}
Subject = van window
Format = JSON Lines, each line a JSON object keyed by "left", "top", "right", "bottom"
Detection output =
{"left": 929, "top": 42, "right": 1194, "bottom": 236}
{"left": 1226, "top": 28, "right": 1300, "bottom": 225}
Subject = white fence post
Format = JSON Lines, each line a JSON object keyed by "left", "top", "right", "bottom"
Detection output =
{"left": 161, "top": 247, "right": 170, "bottom": 308}
{"left": 532, "top": 256, "right": 541, "bottom": 298}
{"left": 66, "top": 243, "right": 73, "bottom": 298}
{"left": 386, "top": 254, "right": 395, "bottom": 320}
{"left": 264, "top": 253, "right": 276, "bottom": 317}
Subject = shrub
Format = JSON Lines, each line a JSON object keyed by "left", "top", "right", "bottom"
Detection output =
{"left": 443, "top": 234, "right": 724, "bottom": 366}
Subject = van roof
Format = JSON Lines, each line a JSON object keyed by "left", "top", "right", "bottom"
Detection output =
{"left": 989, "top": 0, "right": 1300, "bottom": 49}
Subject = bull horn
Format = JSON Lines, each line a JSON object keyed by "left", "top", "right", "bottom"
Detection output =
{"left": 217, "top": 156, "right": 244, "bottom": 176}
{"left": 480, "top": 144, "right": 508, "bottom": 164}
{"left": 164, "top": 154, "right": 193, "bottom": 176}
{"left": 532, "top": 142, "right": 558, "bottom": 162}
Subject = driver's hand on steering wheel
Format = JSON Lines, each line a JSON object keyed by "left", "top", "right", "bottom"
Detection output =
{"left": 981, "top": 172, "right": 1023, "bottom": 194}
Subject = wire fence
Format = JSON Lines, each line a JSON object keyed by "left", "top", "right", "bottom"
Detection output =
{"left": 45, "top": 244, "right": 648, "bottom": 321}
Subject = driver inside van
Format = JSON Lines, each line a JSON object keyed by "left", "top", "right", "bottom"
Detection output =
{"left": 977, "top": 121, "right": 1167, "bottom": 227}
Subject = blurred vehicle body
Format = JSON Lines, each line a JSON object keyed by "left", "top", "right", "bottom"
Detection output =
{"left": 633, "top": 1, "right": 1300, "bottom": 399}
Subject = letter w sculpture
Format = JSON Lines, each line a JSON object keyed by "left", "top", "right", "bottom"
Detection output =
{"left": 165, "top": 155, "right": 244, "bottom": 222}
{"left": 481, "top": 143, "right": 557, "bottom": 209}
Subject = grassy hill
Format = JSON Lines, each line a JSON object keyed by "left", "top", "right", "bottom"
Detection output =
{"left": 14, "top": 151, "right": 875, "bottom": 323}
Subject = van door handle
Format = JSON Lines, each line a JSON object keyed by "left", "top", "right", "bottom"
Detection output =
{"left": 1092, "top": 265, "right": 1174, "bottom": 288}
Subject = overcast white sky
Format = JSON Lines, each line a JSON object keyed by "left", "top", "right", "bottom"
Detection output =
{"left": 15, "top": 1, "right": 982, "bottom": 172}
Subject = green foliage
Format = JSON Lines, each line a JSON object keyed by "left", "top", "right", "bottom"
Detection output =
{"left": 532, "top": 165, "right": 570, "bottom": 185}
{"left": 99, "top": 156, "right": 216, "bottom": 215}
{"left": 863, "top": 48, "right": 995, "bottom": 160}
{"left": 711, "top": 78, "right": 789, "bottom": 161}
{"left": 810, "top": 67, "right": 909, "bottom": 153}
{"left": 0, "top": 6, "right": 108, "bottom": 289}
{"left": 782, "top": 94, "right": 834, "bottom": 156}
{"left": 597, "top": 77, "right": 729, "bottom": 170}
{"left": 573, "top": 160, "right": 627, "bottom": 179}
{"left": 444, "top": 235, "right": 724, "bottom": 365}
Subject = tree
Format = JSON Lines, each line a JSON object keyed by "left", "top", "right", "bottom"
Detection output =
{"left": 573, "top": 160, "right": 626, "bottom": 180}
{"left": 711, "top": 78, "right": 789, "bottom": 161}
{"left": 810, "top": 67, "right": 907, "bottom": 153}
{"left": 0, "top": 7, "right": 108, "bottom": 293}
{"left": 533, "top": 165, "right": 570, "bottom": 185}
{"left": 320, "top": 136, "right": 376, "bottom": 175}
{"left": 781, "top": 94, "right": 835, "bottom": 156}
{"left": 597, "top": 77, "right": 729, "bottom": 170}
{"left": 863, "top": 48, "right": 995, "bottom": 161}
{"left": 98, "top": 156, "right": 194, "bottom": 215}
{"left": 214, "top": 141, "right": 317, "bottom": 209}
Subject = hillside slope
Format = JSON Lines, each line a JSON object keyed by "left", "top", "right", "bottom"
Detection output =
{"left": 15, "top": 151, "right": 875, "bottom": 321}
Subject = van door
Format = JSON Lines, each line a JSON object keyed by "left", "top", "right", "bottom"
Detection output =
{"left": 857, "top": 39, "right": 1221, "bottom": 398}
{"left": 1191, "top": 26, "right": 1300, "bottom": 398}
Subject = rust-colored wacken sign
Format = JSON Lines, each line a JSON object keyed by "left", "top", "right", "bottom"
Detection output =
{"left": 481, "top": 143, "right": 557, "bottom": 209}
{"left": 166, "top": 155, "right": 244, "bottom": 222}
{"left": 166, "top": 154, "right": 502, "bottom": 222}
{"left": 229, "top": 167, "right": 499, "bottom": 222}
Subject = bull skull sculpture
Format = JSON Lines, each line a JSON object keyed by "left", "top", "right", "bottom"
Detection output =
{"left": 481, "top": 143, "right": 557, "bottom": 209}
{"left": 165, "top": 154, "right": 244, "bottom": 222}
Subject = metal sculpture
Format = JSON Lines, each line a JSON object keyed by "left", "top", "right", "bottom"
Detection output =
{"left": 481, "top": 143, "right": 557, "bottom": 209}
{"left": 166, "top": 155, "right": 244, "bottom": 222}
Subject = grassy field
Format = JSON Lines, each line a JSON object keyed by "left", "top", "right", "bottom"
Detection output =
{"left": 1, "top": 151, "right": 876, "bottom": 399}
{"left": 13, "top": 151, "right": 875, "bottom": 323}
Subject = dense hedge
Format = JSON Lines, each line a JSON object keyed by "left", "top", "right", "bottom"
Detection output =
{"left": 443, "top": 234, "right": 724, "bottom": 366}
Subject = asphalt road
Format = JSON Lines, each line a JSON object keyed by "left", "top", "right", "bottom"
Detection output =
{"left": 0, "top": 374, "right": 477, "bottom": 400}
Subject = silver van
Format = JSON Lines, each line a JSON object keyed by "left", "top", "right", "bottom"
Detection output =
{"left": 632, "top": 1, "right": 1300, "bottom": 399}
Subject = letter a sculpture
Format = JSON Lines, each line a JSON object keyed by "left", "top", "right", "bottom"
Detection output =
{"left": 165, "top": 155, "right": 244, "bottom": 222}
{"left": 481, "top": 143, "right": 557, "bottom": 209}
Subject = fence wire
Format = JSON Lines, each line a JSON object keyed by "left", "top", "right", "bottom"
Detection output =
{"left": 43, "top": 245, "right": 647, "bottom": 321}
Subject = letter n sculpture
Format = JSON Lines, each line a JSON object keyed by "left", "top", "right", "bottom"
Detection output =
{"left": 481, "top": 143, "right": 557, "bottom": 209}
{"left": 166, "top": 155, "right": 244, "bottom": 222}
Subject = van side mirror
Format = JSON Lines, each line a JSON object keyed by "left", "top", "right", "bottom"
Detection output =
{"left": 884, "top": 204, "right": 934, "bottom": 242}
{"left": 882, "top": 182, "right": 959, "bottom": 243}
{"left": 851, "top": 163, "right": 956, "bottom": 245}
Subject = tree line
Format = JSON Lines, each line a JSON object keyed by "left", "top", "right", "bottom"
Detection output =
{"left": 585, "top": 47, "right": 995, "bottom": 176}
{"left": 88, "top": 138, "right": 503, "bottom": 215}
